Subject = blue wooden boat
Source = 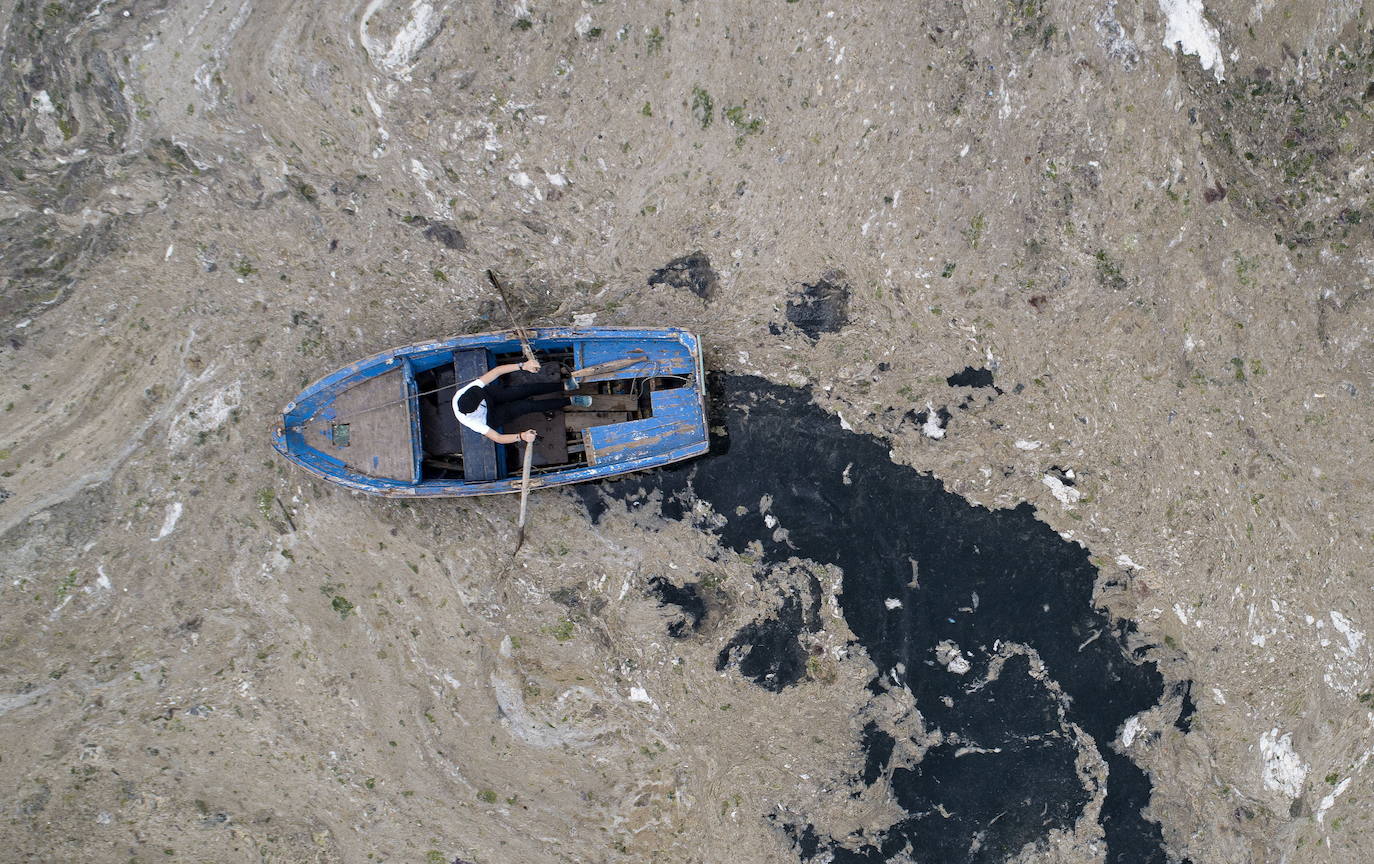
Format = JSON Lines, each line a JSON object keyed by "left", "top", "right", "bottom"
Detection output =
{"left": 270, "top": 327, "right": 709, "bottom": 497}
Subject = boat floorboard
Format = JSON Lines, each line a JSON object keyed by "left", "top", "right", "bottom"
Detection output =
{"left": 508, "top": 409, "right": 569, "bottom": 466}
{"left": 306, "top": 369, "right": 413, "bottom": 481}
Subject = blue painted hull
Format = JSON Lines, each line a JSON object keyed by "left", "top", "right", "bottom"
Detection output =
{"left": 270, "top": 327, "right": 709, "bottom": 497}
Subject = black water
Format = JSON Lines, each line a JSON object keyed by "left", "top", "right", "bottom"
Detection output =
{"left": 859, "top": 722, "right": 895, "bottom": 786}
{"left": 946, "top": 366, "right": 996, "bottom": 389}
{"left": 648, "top": 251, "right": 719, "bottom": 300}
{"left": 648, "top": 576, "right": 708, "bottom": 637}
{"left": 577, "top": 375, "right": 1173, "bottom": 864}
{"left": 945, "top": 366, "right": 1002, "bottom": 412}
{"left": 714, "top": 579, "right": 823, "bottom": 692}
{"left": 1174, "top": 681, "right": 1197, "bottom": 734}
{"left": 785, "top": 275, "right": 851, "bottom": 339}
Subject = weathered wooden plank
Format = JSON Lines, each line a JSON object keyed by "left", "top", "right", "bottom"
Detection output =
{"left": 453, "top": 349, "right": 502, "bottom": 481}
{"left": 305, "top": 368, "right": 415, "bottom": 481}
{"left": 403, "top": 358, "right": 423, "bottom": 483}
{"left": 502, "top": 361, "right": 571, "bottom": 466}
{"left": 576, "top": 339, "right": 693, "bottom": 381}
{"left": 567, "top": 393, "right": 640, "bottom": 413}
{"left": 565, "top": 351, "right": 651, "bottom": 385}
{"left": 506, "top": 410, "right": 569, "bottom": 466}
{"left": 565, "top": 410, "right": 634, "bottom": 433}
{"left": 419, "top": 366, "right": 463, "bottom": 456}
{"left": 453, "top": 348, "right": 490, "bottom": 386}
{"left": 583, "top": 388, "right": 704, "bottom": 466}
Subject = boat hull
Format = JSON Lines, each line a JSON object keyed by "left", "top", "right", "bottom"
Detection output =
{"left": 270, "top": 327, "right": 709, "bottom": 497}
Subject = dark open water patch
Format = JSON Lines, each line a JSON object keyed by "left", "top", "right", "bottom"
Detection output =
{"left": 946, "top": 366, "right": 996, "bottom": 389}
{"left": 946, "top": 366, "right": 1003, "bottom": 411}
{"left": 859, "top": 722, "right": 895, "bottom": 786}
{"left": 578, "top": 375, "right": 1174, "bottom": 864}
{"left": 648, "top": 251, "right": 719, "bottom": 300}
{"left": 715, "top": 577, "right": 823, "bottom": 691}
{"left": 785, "top": 273, "right": 852, "bottom": 339}
{"left": 648, "top": 576, "right": 708, "bottom": 637}
{"left": 1174, "top": 680, "right": 1197, "bottom": 733}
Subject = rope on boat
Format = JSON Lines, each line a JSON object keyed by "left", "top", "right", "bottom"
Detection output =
{"left": 284, "top": 359, "right": 693, "bottom": 432}
{"left": 283, "top": 382, "right": 464, "bottom": 431}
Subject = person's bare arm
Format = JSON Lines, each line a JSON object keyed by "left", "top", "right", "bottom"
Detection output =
{"left": 484, "top": 429, "right": 537, "bottom": 445}
{"left": 474, "top": 358, "right": 542, "bottom": 444}
{"left": 477, "top": 358, "right": 541, "bottom": 385}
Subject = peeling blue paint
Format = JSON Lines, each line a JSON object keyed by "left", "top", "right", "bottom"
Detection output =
{"left": 271, "top": 327, "right": 709, "bottom": 497}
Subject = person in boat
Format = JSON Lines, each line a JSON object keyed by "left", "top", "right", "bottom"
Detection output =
{"left": 452, "top": 358, "right": 591, "bottom": 444}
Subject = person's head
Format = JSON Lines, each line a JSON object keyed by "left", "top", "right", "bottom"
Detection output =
{"left": 457, "top": 387, "right": 486, "bottom": 414}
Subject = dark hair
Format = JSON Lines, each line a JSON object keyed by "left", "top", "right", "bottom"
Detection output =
{"left": 457, "top": 387, "right": 486, "bottom": 414}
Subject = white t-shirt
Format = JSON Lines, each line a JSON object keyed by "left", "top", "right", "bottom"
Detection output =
{"left": 452, "top": 380, "right": 491, "bottom": 435}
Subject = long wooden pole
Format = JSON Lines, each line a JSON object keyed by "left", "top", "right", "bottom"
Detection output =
{"left": 485, "top": 268, "right": 538, "bottom": 554}
{"left": 486, "top": 269, "right": 538, "bottom": 365}
{"left": 514, "top": 440, "right": 535, "bottom": 553}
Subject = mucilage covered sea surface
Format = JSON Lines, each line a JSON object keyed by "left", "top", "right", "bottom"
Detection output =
{"left": 4, "top": 1, "right": 1374, "bottom": 862}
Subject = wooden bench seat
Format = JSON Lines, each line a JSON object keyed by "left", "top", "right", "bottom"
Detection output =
{"left": 453, "top": 349, "right": 503, "bottom": 482}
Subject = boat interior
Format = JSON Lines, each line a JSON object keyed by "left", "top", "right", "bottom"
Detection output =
{"left": 302, "top": 340, "right": 695, "bottom": 485}
{"left": 416, "top": 346, "right": 691, "bottom": 481}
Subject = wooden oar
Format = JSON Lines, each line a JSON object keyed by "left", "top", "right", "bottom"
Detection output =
{"left": 513, "top": 438, "right": 536, "bottom": 553}
{"left": 486, "top": 269, "right": 538, "bottom": 365}
{"left": 562, "top": 349, "right": 649, "bottom": 389}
